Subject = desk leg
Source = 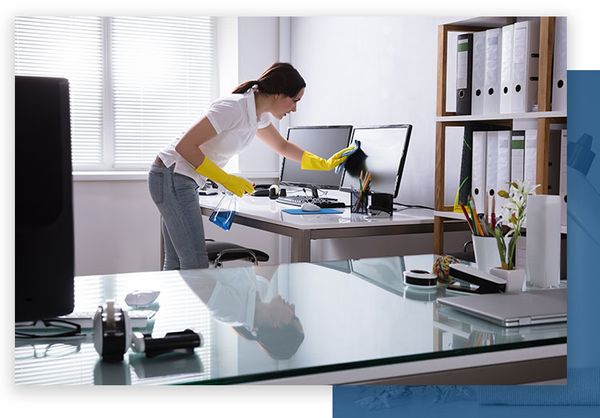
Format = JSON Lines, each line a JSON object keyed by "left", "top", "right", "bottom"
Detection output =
{"left": 291, "top": 230, "right": 311, "bottom": 263}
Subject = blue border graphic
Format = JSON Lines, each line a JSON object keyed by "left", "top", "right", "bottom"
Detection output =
{"left": 333, "top": 71, "right": 600, "bottom": 417}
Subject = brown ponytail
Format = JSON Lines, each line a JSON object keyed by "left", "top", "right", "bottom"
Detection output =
{"left": 232, "top": 80, "right": 258, "bottom": 94}
{"left": 232, "top": 62, "right": 306, "bottom": 97}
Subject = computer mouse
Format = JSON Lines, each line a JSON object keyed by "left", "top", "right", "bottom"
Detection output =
{"left": 300, "top": 202, "right": 321, "bottom": 212}
{"left": 125, "top": 290, "right": 160, "bottom": 308}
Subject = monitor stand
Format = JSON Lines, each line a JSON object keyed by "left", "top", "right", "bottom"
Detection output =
{"left": 310, "top": 187, "right": 337, "bottom": 202}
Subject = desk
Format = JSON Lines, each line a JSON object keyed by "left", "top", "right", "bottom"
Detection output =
{"left": 199, "top": 195, "right": 466, "bottom": 262}
{"left": 15, "top": 255, "right": 566, "bottom": 385}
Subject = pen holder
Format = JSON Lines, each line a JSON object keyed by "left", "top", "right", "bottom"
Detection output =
{"left": 350, "top": 189, "right": 369, "bottom": 214}
{"left": 472, "top": 235, "right": 503, "bottom": 274}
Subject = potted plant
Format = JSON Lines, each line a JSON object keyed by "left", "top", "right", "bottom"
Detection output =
{"left": 490, "top": 180, "right": 538, "bottom": 291}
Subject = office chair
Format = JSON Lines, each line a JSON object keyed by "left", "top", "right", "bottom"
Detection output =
{"left": 159, "top": 220, "right": 270, "bottom": 269}
{"left": 204, "top": 239, "right": 269, "bottom": 268}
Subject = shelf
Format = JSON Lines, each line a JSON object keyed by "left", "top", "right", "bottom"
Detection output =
{"left": 436, "top": 111, "right": 567, "bottom": 123}
{"left": 433, "top": 210, "right": 466, "bottom": 221}
{"left": 433, "top": 17, "right": 565, "bottom": 254}
{"left": 441, "top": 17, "right": 515, "bottom": 29}
{"left": 434, "top": 210, "right": 567, "bottom": 234}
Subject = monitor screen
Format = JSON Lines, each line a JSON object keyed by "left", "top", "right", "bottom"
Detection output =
{"left": 340, "top": 124, "right": 412, "bottom": 198}
{"left": 279, "top": 125, "right": 353, "bottom": 190}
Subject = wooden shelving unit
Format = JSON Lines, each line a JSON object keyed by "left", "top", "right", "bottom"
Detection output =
{"left": 434, "top": 16, "right": 566, "bottom": 254}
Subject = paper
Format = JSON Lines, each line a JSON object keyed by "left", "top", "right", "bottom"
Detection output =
{"left": 552, "top": 17, "right": 568, "bottom": 112}
{"left": 471, "top": 31, "right": 486, "bottom": 115}
{"left": 471, "top": 131, "right": 487, "bottom": 212}
{"left": 483, "top": 28, "right": 502, "bottom": 114}
{"left": 511, "top": 20, "right": 540, "bottom": 113}
{"left": 500, "top": 24, "right": 514, "bottom": 114}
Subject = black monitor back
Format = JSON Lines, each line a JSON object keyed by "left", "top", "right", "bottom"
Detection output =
{"left": 340, "top": 124, "right": 412, "bottom": 198}
{"left": 15, "top": 76, "right": 74, "bottom": 322}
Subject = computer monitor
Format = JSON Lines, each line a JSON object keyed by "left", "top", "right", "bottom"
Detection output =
{"left": 340, "top": 124, "right": 412, "bottom": 198}
{"left": 279, "top": 125, "right": 353, "bottom": 197}
{"left": 16, "top": 76, "right": 75, "bottom": 322}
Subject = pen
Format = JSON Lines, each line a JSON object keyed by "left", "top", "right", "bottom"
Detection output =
{"left": 484, "top": 194, "right": 489, "bottom": 225}
{"left": 466, "top": 200, "right": 478, "bottom": 236}
{"left": 470, "top": 198, "right": 485, "bottom": 236}
{"left": 460, "top": 204, "right": 475, "bottom": 234}
{"left": 359, "top": 170, "right": 364, "bottom": 193}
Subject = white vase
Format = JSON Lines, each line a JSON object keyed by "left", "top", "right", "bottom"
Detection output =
{"left": 526, "top": 195, "right": 561, "bottom": 288}
{"left": 489, "top": 267, "right": 526, "bottom": 293}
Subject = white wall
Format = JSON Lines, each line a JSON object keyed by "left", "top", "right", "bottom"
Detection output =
{"left": 286, "top": 16, "right": 467, "bottom": 260}
{"left": 289, "top": 16, "right": 451, "bottom": 208}
{"left": 73, "top": 177, "right": 161, "bottom": 275}
{"left": 73, "top": 16, "right": 469, "bottom": 276}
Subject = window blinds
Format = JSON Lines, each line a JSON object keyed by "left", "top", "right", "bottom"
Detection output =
{"left": 14, "top": 16, "right": 216, "bottom": 170}
{"left": 110, "top": 17, "right": 216, "bottom": 169}
{"left": 15, "top": 16, "right": 105, "bottom": 168}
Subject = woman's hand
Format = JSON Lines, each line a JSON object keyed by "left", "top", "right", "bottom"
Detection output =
{"left": 300, "top": 145, "right": 356, "bottom": 171}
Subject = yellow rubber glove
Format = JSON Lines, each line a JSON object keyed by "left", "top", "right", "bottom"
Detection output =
{"left": 195, "top": 157, "right": 254, "bottom": 197}
{"left": 300, "top": 145, "right": 355, "bottom": 171}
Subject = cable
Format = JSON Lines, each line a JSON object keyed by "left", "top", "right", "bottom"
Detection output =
{"left": 393, "top": 202, "right": 434, "bottom": 210}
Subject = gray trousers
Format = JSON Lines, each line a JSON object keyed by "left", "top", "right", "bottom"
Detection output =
{"left": 148, "top": 163, "right": 209, "bottom": 270}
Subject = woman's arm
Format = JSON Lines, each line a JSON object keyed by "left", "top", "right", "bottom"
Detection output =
{"left": 174, "top": 116, "right": 217, "bottom": 167}
{"left": 175, "top": 116, "right": 254, "bottom": 196}
{"left": 256, "top": 124, "right": 304, "bottom": 162}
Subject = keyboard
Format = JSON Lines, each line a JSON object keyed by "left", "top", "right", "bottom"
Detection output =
{"left": 276, "top": 196, "right": 346, "bottom": 209}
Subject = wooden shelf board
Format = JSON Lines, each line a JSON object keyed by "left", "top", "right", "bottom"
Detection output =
{"left": 436, "top": 111, "right": 566, "bottom": 123}
{"left": 441, "top": 17, "right": 516, "bottom": 28}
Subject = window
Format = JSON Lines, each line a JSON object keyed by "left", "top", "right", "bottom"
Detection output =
{"left": 15, "top": 16, "right": 217, "bottom": 171}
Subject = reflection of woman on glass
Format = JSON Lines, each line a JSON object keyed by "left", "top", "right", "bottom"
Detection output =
{"left": 181, "top": 268, "right": 304, "bottom": 360}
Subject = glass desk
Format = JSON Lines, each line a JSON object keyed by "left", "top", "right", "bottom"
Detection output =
{"left": 14, "top": 255, "right": 566, "bottom": 385}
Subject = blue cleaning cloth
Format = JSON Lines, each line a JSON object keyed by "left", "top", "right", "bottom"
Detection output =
{"left": 282, "top": 208, "right": 343, "bottom": 215}
{"left": 335, "top": 141, "right": 360, "bottom": 173}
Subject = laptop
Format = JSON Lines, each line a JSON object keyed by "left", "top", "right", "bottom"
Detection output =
{"left": 436, "top": 288, "right": 567, "bottom": 327}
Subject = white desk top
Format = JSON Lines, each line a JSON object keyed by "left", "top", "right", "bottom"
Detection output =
{"left": 199, "top": 194, "right": 435, "bottom": 231}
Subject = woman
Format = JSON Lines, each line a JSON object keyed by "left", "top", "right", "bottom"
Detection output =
{"left": 149, "top": 62, "right": 353, "bottom": 270}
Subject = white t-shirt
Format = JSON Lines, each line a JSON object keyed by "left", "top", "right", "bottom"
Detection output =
{"left": 158, "top": 87, "right": 272, "bottom": 186}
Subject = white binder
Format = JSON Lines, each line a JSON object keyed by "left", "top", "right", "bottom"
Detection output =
{"left": 559, "top": 129, "right": 568, "bottom": 226}
{"left": 485, "top": 131, "right": 498, "bottom": 201}
{"left": 552, "top": 17, "right": 567, "bottom": 112}
{"left": 483, "top": 28, "right": 502, "bottom": 115}
{"left": 472, "top": 131, "right": 487, "bottom": 211}
{"left": 471, "top": 31, "right": 486, "bottom": 115}
{"left": 496, "top": 130, "right": 512, "bottom": 207}
{"left": 500, "top": 24, "right": 514, "bottom": 114}
{"left": 511, "top": 20, "right": 540, "bottom": 113}
{"left": 511, "top": 130, "right": 525, "bottom": 183}
{"left": 524, "top": 129, "right": 538, "bottom": 189}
